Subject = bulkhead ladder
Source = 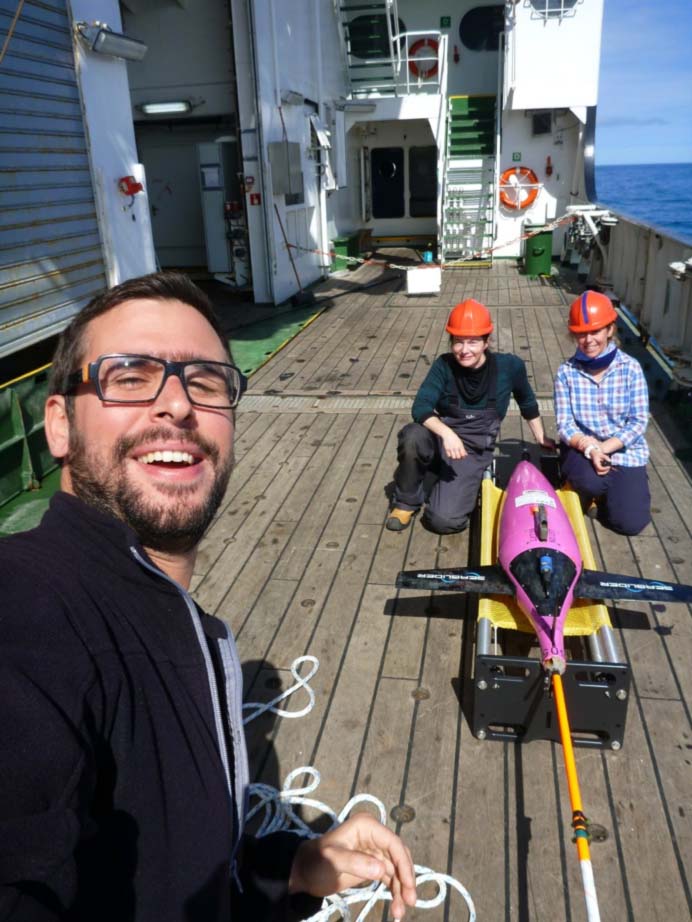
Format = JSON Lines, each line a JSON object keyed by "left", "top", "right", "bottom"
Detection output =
{"left": 337, "top": 0, "right": 400, "bottom": 96}
{"left": 441, "top": 95, "right": 497, "bottom": 265}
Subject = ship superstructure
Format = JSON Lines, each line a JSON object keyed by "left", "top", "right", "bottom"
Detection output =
{"left": 1, "top": 0, "right": 605, "bottom": 349}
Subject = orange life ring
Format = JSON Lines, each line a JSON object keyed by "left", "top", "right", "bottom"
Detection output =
{"left": 408, "top": 38, "right": 439, "bottom": 79}
{"left": 499, "top": 166, "right": 540, "bottom": 210}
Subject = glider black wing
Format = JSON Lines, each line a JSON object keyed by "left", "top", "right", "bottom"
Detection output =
{"left": 575, "top": 569, "right": 692, "bottom": 603}
{"left": 396, "top": 565, "right": 514, "bottom": 595}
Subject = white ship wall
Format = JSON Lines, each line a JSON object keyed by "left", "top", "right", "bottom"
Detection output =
{"left": 5, "top": 0, "right": 604, "bottom": 326}
{"left": 67, "top": 0, "right": 155, "bottom": 287}
{"left": 395, "top": 0, "right": 500, "bottom": 97}
{"left": 229, "top": 0, "right": 349, "bottom": 302}
{"left": 337, "top": 118, "right": 438, "bottom": 240}
{"left": 123, "top": 0, "right": 238, "bottom": 269}
{"left": 493, "top": 108, "right": 582, "bottom": 258}
{"left": 504, "top": 0, "right": 604, "bottom": 111}
{"left": 124, "top": 1, "right": 236, "bottom": 118}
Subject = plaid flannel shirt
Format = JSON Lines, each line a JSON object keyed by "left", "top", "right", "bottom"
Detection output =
{"left": 554, "top": 349, "right": 650, "bottom": 467}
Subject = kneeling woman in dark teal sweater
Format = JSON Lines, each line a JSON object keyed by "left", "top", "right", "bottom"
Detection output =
{"left": 387, "top": 300, "right": 554, "bottom": 534}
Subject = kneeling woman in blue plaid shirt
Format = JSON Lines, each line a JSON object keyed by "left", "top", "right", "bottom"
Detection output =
{"left": 554, "top": 290, "right": 650, "bottom": 536}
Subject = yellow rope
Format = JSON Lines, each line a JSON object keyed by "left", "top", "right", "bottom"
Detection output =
{"left": 0, "top": 362, "right": 52, "bottom": 391}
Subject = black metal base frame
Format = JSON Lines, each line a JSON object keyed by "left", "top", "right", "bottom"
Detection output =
{"left": 473, "top": 654, "right": 630, "bottom": 750}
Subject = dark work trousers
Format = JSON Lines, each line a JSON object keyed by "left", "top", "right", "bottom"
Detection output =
{"left": 560, "top": 445, "right": 651, "bottom": 535}
{"left": 392, "top": 410, "right": 500, "bottom": 534}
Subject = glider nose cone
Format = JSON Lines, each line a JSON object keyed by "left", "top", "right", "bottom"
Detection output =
{"left": 544, "top": 654, "right": 567, "bottom": 675}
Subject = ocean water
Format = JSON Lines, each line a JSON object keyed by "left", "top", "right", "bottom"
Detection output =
{"left": 594, "top": 162, "right": 692, "bottom": 244}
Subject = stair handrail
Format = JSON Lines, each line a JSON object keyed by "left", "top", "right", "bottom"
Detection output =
{"left": 494, "top": 32, "right": 504, "bottom": 247}
{"left": 385, "top": 0, "right": 402, "bottom": 89}
{"left": 333, "top": 0, "right": 353, "bottom": 95}
{"left": 436, "top": 34, "right": 449, "bottom": 263}
{"left": 504, "top": 0, "right": 517, "bottom": 93}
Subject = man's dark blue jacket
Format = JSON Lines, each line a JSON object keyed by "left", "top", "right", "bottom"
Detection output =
{"left": 0, "top": 493, "right": 309, "bottom": 921}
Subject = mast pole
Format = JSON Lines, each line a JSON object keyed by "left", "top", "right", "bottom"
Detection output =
{"left": 552, "top": 672, "right": 602, "bottom": 922}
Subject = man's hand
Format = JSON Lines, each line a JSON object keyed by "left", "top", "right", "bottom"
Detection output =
{"left": 441, "top": 430, "right": 466, "bottom": 460}
{"left": 288, "top": 814, "right": 417, "bottom": 920}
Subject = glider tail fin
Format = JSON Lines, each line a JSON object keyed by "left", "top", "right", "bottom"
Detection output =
{"left": 396, "top": 565, "right": 514, "bottom": 594}
{"left": 575, "top": 569, "right": 692, "bottom": 603}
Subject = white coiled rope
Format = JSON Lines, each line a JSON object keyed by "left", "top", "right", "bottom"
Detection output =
{"left": 244, "top": 657, "right": 476, "bottom": 921}
{"left": 242, "top": 655, "right": 319, "bottom": 724}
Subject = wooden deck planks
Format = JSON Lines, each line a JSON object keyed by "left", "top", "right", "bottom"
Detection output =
{"left": 198, "top": 260, "right": 692, "bottom": 921}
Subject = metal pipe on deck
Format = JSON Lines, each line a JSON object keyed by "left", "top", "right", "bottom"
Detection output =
{"left": 586, "top": 629, "right": 605, "bottom": 663}
{"left": 594, "top": 625, "right": 623, "bottom": 664}
{"left": 476, "top": 617, "right": 493, "bottom": 656}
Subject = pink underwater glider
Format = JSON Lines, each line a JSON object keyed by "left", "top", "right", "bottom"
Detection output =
{"left": 397, "top": 460, "right": 692, "bottom": 674}
{"left": 397, "top": 459, "right": 692, "bottom": 922}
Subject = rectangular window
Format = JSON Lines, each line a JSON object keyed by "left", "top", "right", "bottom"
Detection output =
{"left": 371, "top": 147, "right": 404, "bottom": 219}
{"left": 408, "top": 146, "right": 437, "bottom": 218}
{"left": 310, "top": 114, "right": 336, "bottom": 191}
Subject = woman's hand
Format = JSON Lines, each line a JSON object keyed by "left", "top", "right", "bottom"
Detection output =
{"left": 584, "top": 441, "right": 611, "bottom": 476}
{"left": 538, "top": 434, "right": 557, "bottom": 451}
{"left": 592, "top": 449, "right": 612, "bottom": 475}
{"left": 441, "top": 430, "right": 467, "bottom": 460}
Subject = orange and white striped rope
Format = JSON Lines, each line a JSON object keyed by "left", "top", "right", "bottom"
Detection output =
{"left": 284, "top": 213, "right": 577, "bottom": 271}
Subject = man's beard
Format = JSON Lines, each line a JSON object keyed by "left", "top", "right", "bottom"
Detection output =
{"left": 67, "top": 426, "right": 234, "bottom": 553}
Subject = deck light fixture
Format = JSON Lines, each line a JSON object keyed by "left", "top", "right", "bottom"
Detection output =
{"left": 138, "top": 101, "right": 193, "bottom": 116}
{"left": 76, "top": 21, "right": 147, "bottom": 62}
{"left": 341, "top": 101, "right": 377, "bottom": 113}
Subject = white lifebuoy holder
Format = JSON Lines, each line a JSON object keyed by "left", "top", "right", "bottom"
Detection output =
{"left": 408, "top": 37, "right": 439, "bottom": 79}
{"left": 499, "top": 166, "right": 540, "bottom": 210}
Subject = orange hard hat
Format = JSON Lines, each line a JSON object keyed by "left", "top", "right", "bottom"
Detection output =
{"left": 446, "top": 299, "right": 493, "bottom": 337}
{"left": 568, "top": 290, "right": 617, "bottom": 333}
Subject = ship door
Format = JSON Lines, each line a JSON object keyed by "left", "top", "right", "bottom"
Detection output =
{"left": 371, "top": 148, "right": 405, "bottom": 218}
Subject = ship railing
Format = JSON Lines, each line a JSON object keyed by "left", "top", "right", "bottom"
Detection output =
{"left": 385, "top": 0, "right": 401, "bottom": 81}
{"left": 352, "top": 31, "right": 447, "bottom": 97}
{"left": 583, "top": 209, "right": 692, "bottom": 377}
{"left": 526, "top": 0, "right": 582, "bottom": 22}
{"left": 397, "top": 30, "right": 446, "bottom": 96}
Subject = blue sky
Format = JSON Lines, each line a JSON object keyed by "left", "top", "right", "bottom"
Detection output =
{"left": 596, "top": 0, "right": 692, "bottom": 165}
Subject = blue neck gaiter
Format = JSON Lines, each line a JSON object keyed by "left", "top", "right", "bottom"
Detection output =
{"left": 574, "top": 341, "right": 618, "bottom": 372}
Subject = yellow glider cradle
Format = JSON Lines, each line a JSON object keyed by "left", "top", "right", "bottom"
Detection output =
{"left": 478, "top": 478, "right": 612, "bottom": 637}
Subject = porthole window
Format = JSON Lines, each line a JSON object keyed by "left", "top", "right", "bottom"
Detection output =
{"left": 348, "top": 15, "right": 406, "bottom": 59}
{"left": 459, "top": 6, "right": 504, "bottom": 52}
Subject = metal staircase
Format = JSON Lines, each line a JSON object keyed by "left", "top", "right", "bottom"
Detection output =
{"left": 440, "top": 95, "right": 497, "bottom": 265}
{"left": 337, "top": 0, "right": 401, "bottom": 96}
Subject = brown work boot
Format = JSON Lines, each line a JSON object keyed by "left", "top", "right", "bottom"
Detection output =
{"left": 386, "top": 508, "right": 415, "bottom": 531}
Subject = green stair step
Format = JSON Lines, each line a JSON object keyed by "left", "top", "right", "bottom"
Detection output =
{"left": 449, "top": 117, "right": 495, "bottom": 130}
{"left": 449, "top": 96, "right": 496, "bottom": 116}
{"left": 449, "top": 128, "right": 494, "bottom": 141}
{"left": 450, "top": 145, "right": 495, "bottom": 156}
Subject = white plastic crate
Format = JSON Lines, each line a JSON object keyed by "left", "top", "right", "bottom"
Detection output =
{"left": 406, "top": 266, "right": 441, "bottom": 295}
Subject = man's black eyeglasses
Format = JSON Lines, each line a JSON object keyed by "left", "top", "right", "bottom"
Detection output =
{"left": 63, "top": 354, "right": 247, "bottom": 409}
